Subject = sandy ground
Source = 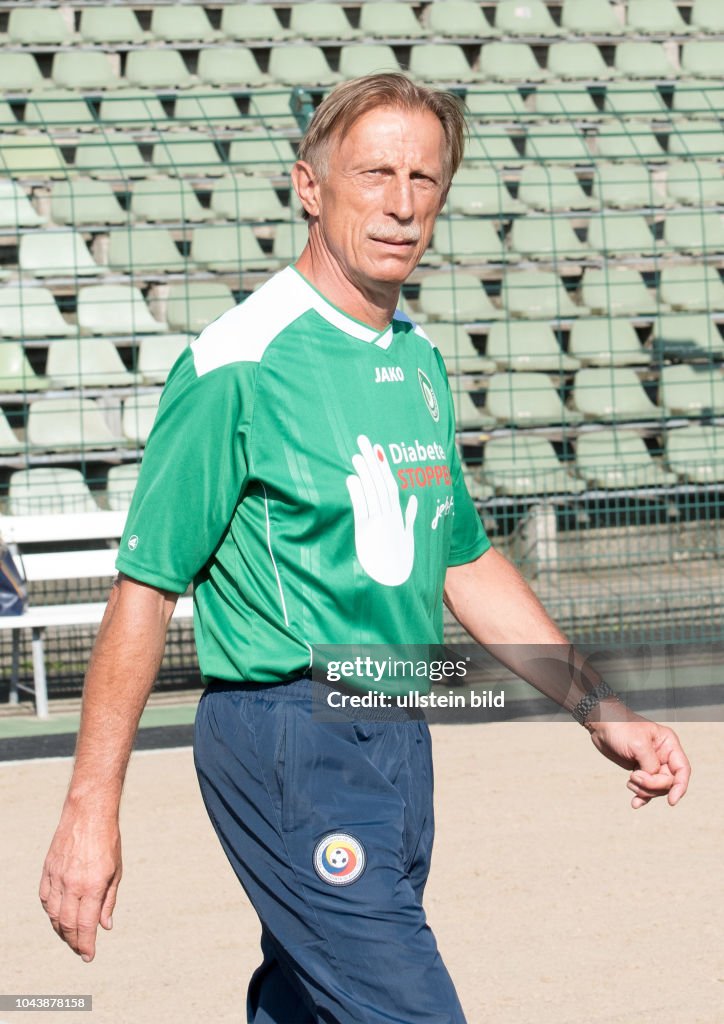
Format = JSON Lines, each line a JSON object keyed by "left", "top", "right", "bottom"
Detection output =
{"left": 1, "top": 721, "right": 722, "bottom": 1024}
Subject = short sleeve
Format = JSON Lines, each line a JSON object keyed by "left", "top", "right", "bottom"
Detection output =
{"left": 115, "top": 348, "right": 256, "bottom": 592}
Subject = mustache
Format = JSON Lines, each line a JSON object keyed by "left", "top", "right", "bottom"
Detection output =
{"left": 367, "top": 225, "right": 421, "bottom": 243}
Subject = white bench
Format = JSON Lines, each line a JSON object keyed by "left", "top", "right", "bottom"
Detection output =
{"left": 0, "top": 512, "right": 192, "bottom": 718}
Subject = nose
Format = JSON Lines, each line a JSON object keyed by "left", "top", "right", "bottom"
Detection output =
{"left": 384, "top": 174, "right": 414, "bottom": 222}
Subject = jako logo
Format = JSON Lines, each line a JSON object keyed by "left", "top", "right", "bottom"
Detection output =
{"left": 418, "top": 369, "right": 439, "bottom": 422}
{"left": 374, "top": 366, "right": 405, "bottom": 383}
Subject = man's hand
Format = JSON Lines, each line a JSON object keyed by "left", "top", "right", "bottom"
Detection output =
{"left": 585, "top": 701, "right": 691, "bottom": 809}
{"left": 39, "top": 810, "right": 122, "bottom": 962}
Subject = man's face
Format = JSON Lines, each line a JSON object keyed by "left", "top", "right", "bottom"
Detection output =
{"left": 303, "top": 106, "right": 448, "bottom": 294}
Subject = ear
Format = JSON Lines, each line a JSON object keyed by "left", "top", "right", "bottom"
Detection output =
{"left": 291, "top": 160, "right": 321, "bottom": 219}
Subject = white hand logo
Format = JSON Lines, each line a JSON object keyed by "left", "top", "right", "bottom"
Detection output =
{"left": 346, "top": 434, "right": 418, "bottom": 587}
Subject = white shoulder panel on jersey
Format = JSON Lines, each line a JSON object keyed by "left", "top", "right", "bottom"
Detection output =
{"left": 392, "top": 309, "right": 436, "bottom": 349}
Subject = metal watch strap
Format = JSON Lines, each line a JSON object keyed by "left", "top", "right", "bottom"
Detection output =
{"left": 571, "top": 681, "right": 618, "bottom": 726}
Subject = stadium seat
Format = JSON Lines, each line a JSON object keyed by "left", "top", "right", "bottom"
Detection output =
{"left": 152, "top": 135, "right": 225, "bottom": 178}
{"left": 122, "top": 393, "right": 162, "bottom": 444}
{"left": 479, "top": 43, "right": 549, "bottom": 82}
{"left": 594, "top": 124, "right": 666, "bottom": 161}
{"left": 525, "top": 124, "right": 592, "bottom": 164}
{"left": 510, "top": 216, "right": 592, "bottom": 261}
{"left": 272, "top": 222, "right": 311, "bottom": 264}
{"left": 98, "top": 89, "right": 168, "bottom": 130}
{"left": 0, "top": 179, "right": 45, "bottom": 227}
{"left": 0, "top": 136, "right": 68, "bottom": 179}
{"left": 0, "top": 342, "right": 48, "bottom": 392}
{"left": 569, "top": 318, "right": 648, "bottom": 367}
{"left": 575, "top": 432, "right": 675, "bottom": 489}
{"left": 659, "top": 264, "right": 724, "bottom": 312}
{"left": 74, "top": 134, "right": 151, "bottom": 180}
{"left": 573, "top": 367, "right": 659, "bottom": 420}
{"left": 592, "top": 162, "right": 664, "bottom": 209}
{"left": 466, "top": 86, "right": 529, "bottom": 122}
{"left": 587, "top": 213, "right": 656, "bottom": 257}
{"left": 106, "top": 463, "right": 142, "bottom": 512}
{"left": 483, "top": 435, "right": 585, "bottom": 496}
{"left": 210, "top": 175, "right": 287, "bottom": 222}
{"left": 0, "top": 286, "right": 73, "bottom": 338}
{"left": 561, "top": 0, "right": 624, "bottom": 36}
{"left": 0, "top": 99, "right": 18, "bottom": 131}
{"left": 191, "top": 225, "right": 278, "bottom": 272}
{"left": 428, "top": 324, "right": 495, "bottom": 375}
{"left": 602, "top": 82, "right": 669, "bottom": 120}
{"left": 197, "top": 47, "right": 269, "bottom": 88}
{"left": 503, "top": 271, "right": 584, "bottom": 319}
{"left": 246, "top": 90, "right": 298, "bottom": 131}
{"left": 582, "top": 268, "right": 659, "bottom": 315}
{"left": 8, "top": 468, "right": 99, "bottom": 516}
{"left": 547, "top": 42, "right": 619, "bottom": 81}
{"left": 220, "top": 5, "right": 291, "bottom": 41}
{"left": 486, "top": 372, "right": 581, "bottom": 426}
{"left": 451, "top": 390, "right": 495, "bottom": 430}
{"left": 0, "top": 410, "right": 19, "bottom": 453}
{"left": 359, "top": 3, "right": 428, "bottom": 39}
{"left": 150, "top": 4, "right": 222, "bottom": 42}
{"left": 652, "top": 314, "right": 724, "bottom": 361}
{"left": 109, "top": 228, "right": 192, "bottom": 275}
{"left": 410, "top": 44, "right": 480, "bottom": 84}
{"left": 125, "top": 50, "right": 195, "bottom": 90}
{"left": 614, "top": 42, "right": 680, "bottom": 79}
{"left": 46, "top": 337, "right": 138, "bottom": 388}
{"left": 138, "top": 334, "right": 193, "bottom": 384}
{"left": 173, "top": 88, "right": 243, "bottom": 130}
{"left": 494, "top": 0, "right": 564, "bottom": 36}
{"left": 228, "top": 138, "right": 297, "bottom": 175}
{"left": 518, "top": 165, "right": 598, "bottom": 212}
{"left": 7, "top": 7, "right": 75, "bottom": 45}
{"left": 432, "top": 219, "right": 508, "bottom": 263}
{"left": 79, "top": 7, "right": 147, "bottom": 44}
{"left": 131, "top": 178, "right": 212, "bottom": 223}
{"left": 625, "top": 0, "right": 693, "bottom": 35}
{"left": 418, "top": 272, "right": 502, "bottom": 322}
{"left": 681, "top": 42, "right": 724, "bottom": 79}
{"left": 446, "top": 167, "right": 526, "bottom": 216}
{"left": 52, "top": 52, "right": 121, "bottom": 91}
{"left": 166, "top": 282, "right": 236, "bottom": 333}
{"left": 0, "top": 53, "right": 48, "bottom": 93}
{"left": 290, "top": 3, "right": 359, "bottom": 40}
{"left": 486, "top": 322, "right": 580, "bottom": 371}
{"left": 426, "top": 1, "right": 496, "bottom": 37}
{"left": 19, "top": 231, "right": 104, "bottom": 278}
{"left": 24, "top": 90, "right": 96, "bottom": 130}
{"left": 690, "top": 0, "right": 724, "bottom": 33}
{"left": 668, "top": 120, "right": 724, "bottom": 160}
{"left": 664, "top": 211, "right": 724, "bottom": 256}
{"left": 269, "top": 46, "right": 341, "bottom": 87}
{"left": 671, "top": 80, "right": 724, "bottom": 119}
{"left": 77, "top": 285, "right": 167, "bottom": 335}
{"left": 666, "top": 424, "right": 724, "bottom": 483}
{"left": 660, "top": 365, "right": 724, "bottom": 416}
{"left": 463, "top": 129, "right": 522, "bottom": 168}
{"left": 27, "top": 398, "right": 122, "bottom": 450}
{"left": 534, "top": 84, "right": 600, "bottom": 120}
{"left": 338, "top": 45, "right": 401, "bottom": 79}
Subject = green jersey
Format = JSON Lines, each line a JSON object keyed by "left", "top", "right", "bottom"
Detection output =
{"left": 116, "top": 266, "right": 490, "bottom": 683}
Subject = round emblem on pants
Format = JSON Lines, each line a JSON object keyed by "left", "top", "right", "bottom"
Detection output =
{"left": 313, "top": 833, "right": 366, "bottom": 886}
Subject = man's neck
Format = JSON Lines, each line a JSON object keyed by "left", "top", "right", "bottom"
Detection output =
{"left": 294, "top": 245, "right": 399, "bottom": 332}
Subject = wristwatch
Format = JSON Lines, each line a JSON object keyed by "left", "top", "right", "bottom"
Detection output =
{"left": 571, "top": 681, "right": 619, "bottom": 726}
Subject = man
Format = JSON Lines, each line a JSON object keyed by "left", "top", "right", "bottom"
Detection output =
{"left": 40, "top": 74, "right": 690, "bottom": 1023}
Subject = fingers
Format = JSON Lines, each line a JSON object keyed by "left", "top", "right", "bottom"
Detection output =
{"left": 404, "top": 493, "right": 418, "bottom": 535}
{"left": 345, "top": 473, "right": 367, "bottom": 525}
{"left": 656, "top": 730, "right": 692, "bottom": 806}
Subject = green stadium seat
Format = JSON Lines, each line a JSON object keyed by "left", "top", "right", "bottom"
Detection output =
{"left": 0, "top": 286, "right": 73, "bottom": 338}
{"left": 7, "top": 7, "right": 75, "bottom": 45}
{"left": 98, "top": 89, "right": 168, "bottom": 130}
{"left": 138, "top": 334, "right": 193, "bottom": 384}
{"left": 664, "top": 211, "right": 724, "bottom": 256}
{"left": 131, "top": 177, "right": 211, "bottom": 223}
{"left": 338, "top": 45, "right": 401, "bottom": 79}
{"left": 503, "top": 271, "right": 585, "bottom": 319}
{"left": 0, "top": 180, "right": 45, "bottom": 227}
{"left": 666, "top": 425, "right": 724, "bottom": 484}
{"left": 626, "top": 0, "right": 693, "bottom": 36}
{"left": 24, "top": 90, "right": 96, "bottom": 130}
{"left": 690, "top": 0, "right": 724, "bottom": 33}
{"left": 8, "top": 468, "right": 99, "bottom": 515}
{"left": 173, "top": 88, "right": 243, "bottom": 129}
{"left": 446, "top": 167, "right": 526, "bottom": 216}
{"left": 228, "top": 138, "right": 297, "bottom": 175}
{"left": 0, "top": 53, "right": 49, "bottom": 93}
{"left": 593, "top": 162, "right": 664, "bottom": 209}
{"left": 0, "top": 342, "right": 48, "bottom": 392}
{"left": 290, "top": 3, "right": 359, "bottom": 40}
{"left": 569, "top": 318, "right": 648, "bottom": 366}
{"left": 191, "top": 225, "right": 278, "bottom": 272}
{"left": 653, "top": 314, "right": 724, "bottom": 362}
{"left": 220, "top": 5, "right": 291, "bottom": 41}
{"left": 659, "top": 264, "right": 724, "bottom": 312}
{"left": 74, "top": 134, "right": 151, "bottom": 180}
{"left": 210, "top": 175, "right": 287, "bottom": 222}
{"left": 166, "top": 282, "right": 236, "bottom": 333}
{"left": 614, "top": 42, "right": 680, "bottom": 79}
{"left": 152, "top": 134, "right": 225, "bottom": 177}
{"left": 671, "top": 80, "right": 724, "bottom": 119}
{"left": 429, "top": 324, "right": 495, "bottom": 375}
{"left": 409, "top": 44, "right": 480, "bottom": 84}
{"left": 518, "top": 165, "right": 598, "bottom": 211}
{"left": 272, "top": 221, "right": 309, "bottom": 264}
{"left": 494, "top": 0, "right": 564, "bottom": 37}
{"left": 122, "top": 393, "right": 162, "bottom": 445}
{"left": 79, "top": 7, "right": 147, "bottom": 44}
{"left": 561, "top": 0, "right": 624, "bottom": 36}
{"left": 547, "top": 42, "right": 619, "bottom": 81}
{"left": 106, "top": 463, "right": 142, "bottom": 512}
{"left": 479, "top": 43, "right": 549, "bottom": 82}
{"left": 150, "top": 4, "right": 222, "bottom": 43}
{"left": 573, "top": 367, "right": 658, "bottom": 420}
{"left": 582, "top": 268, "right": 659, "bottom": 315}
{"left": 19, "top": 231, "right": 105, "bottom": 278}
{"left": 27, "top": 397, "right": 122, "bottom": 450}
{"left": 466, "top": 86, "right": 529, "bottom": 122}
{"left": 668, "top": 120, "right": 724, "bottom": 160}
{"left": 681, "top": 42, "right": 724, "bottom": 79}
{"left": 486, "top": 372, "right": 581, "bottom": 426}
{"left": 432, "top": 218, "right": 508, "bottom": 264}
{"left": 595, "top": 123, "right": 666, "bottom": 161}
{"left": 486, "top": 321, "right": 580, "bottom": 371}
{"left": 659, "top": 365, "right": 724, "bottom": 417}
{"left": 52, "top": 52, "right": 122, "bottom": 91}
{"left": 575, "top": 431, "right": 675, "bottom": 489}
{"left": 360, "top": 3, "right": 428, "bottom": 39}
{"left": 602, "top": 82, "right": 669, "bottom": 120}
{"left": 426, "top": 2, "right": 497, "bottom": 37}
{"left": 109, "top": 228, "right": 192, "bottom": 275}
{"left": 534, "top": 83, "right": 600, "bottom": 120}
{"left": 483, "top": 435, "right": 585, "bottom": 496}
{"left": 525, "top": 124, "right": 592, "bottom": 164}
{"left": 46, "top": 337, "right": 138, "bottom": 388}
{"left": 0, "top": 136, "right": 68, "bottom": 179}
{"left": 510, "top": 215, "right": 592, "bottom": 260}
{"left": 463, "top": 129, "right": 522, "bottom": 168}
{"left": 0, "top": 98, "right": 19, "bottom": 131}
{"left": 197, "top": 47, "right": 269, "bottom": 88}
{"left": 418, "top": 272, "right": 502, "bottom": 322}
{"left": 125, "top": 50, "right": 195, "bottom": 90}
{"left": 247, "top": 90, "right": 297, "bottom": 132}
{"left": 78, "top": 285, "right": 167, "bottom": 335}
{"left": 587, "top": 213, "right": 656, "bottom": 257}
{"left": 269, "top": 46, "right": 341, "bottom": 87}
{"left": 451, "top": 390, "right": 495, "bottom": 430}
{"left": 0, "top": 410, "right": 19, "bottom": 453}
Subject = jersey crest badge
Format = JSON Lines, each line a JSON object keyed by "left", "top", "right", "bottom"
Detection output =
{"left": 313, "top": 833, "right": 366, "bottom": 886}
{"left": 418, "top": 370, "right": 439, "bottom": 422}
